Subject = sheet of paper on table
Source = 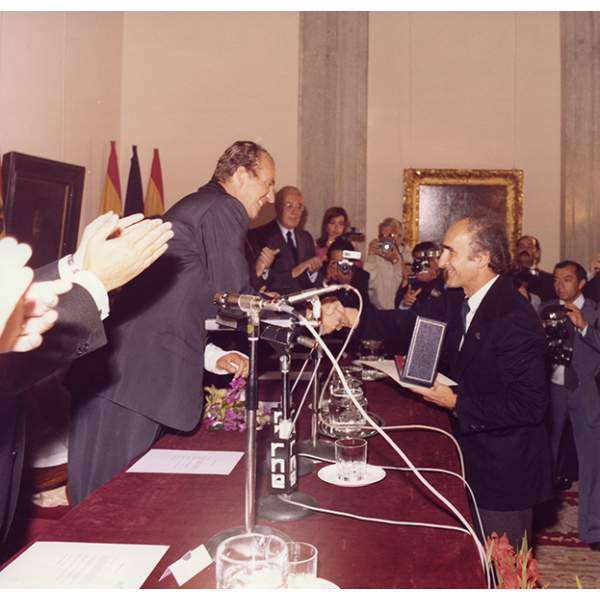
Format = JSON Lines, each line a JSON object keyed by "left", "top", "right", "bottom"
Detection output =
{"left": 356, "top": 359, "right": 457, "bottom": 391}
{"left": 0, "top": 541, "right": 169, "bottom": 588}
{"left": 127, "top": 449, "right": 244, "bottom": 475}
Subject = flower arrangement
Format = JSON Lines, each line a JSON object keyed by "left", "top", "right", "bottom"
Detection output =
{"left": 485, "top": 531, "right": 542, "bottom": 589}
{"left": 203, "top": 377, "right": 271, "bottom": 432}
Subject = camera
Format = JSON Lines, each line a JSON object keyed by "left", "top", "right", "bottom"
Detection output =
{"left": 336, "top": 250, "right": 361, "bottom": 275}
{"left": 411, "top": 248, "right": 441, "bottom": 274}
{"left": 540, "top": 304, "right": 573, "bottom": 365}
{"left": 378, "top": 238, "right": 395, "bottom": 253}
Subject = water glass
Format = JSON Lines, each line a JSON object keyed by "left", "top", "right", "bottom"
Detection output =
{"left": 286, "top": 541, "right": 318, "bottom": 588}
{"left": 215, "top": 533, "right": 289, "bottom": 588}
{"left": 328, "top": 384, "right": 367, "bottom": 438}
{"left": 335, "top": 438, "right": 367, "bottom": 482}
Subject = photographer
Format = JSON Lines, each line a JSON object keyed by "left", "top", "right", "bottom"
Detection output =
{"left": 324, "top": 237, "right": 371, "bottom": 310}
{"left": 364, "top": 217, "right": 410, "bottom": 309}
{"left": 394, "top": 241, "right": 445, "bottom": 316}
{"left": 539, "top": 260, "right": 600, "bottom": 551}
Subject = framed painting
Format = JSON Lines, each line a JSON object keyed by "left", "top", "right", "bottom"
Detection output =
{"left": 402, "top": 168, "right": 524, "bottom": 252}
{"left": 2, "top": 152, "right": 85, "bottom": 269}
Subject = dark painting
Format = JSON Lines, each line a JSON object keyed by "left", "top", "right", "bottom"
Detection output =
{"left": 2, "top": 152, "right": 85, "bottom": 269}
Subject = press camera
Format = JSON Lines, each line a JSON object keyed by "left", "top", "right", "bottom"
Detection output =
{"left": 540, "top": 304, "right": 574, "bottom": 366}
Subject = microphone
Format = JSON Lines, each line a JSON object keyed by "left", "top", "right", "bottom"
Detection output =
{"left": 260, "top": 322, "right": 318, "bottom": 350}
{"left": 213, "top": 292, "right": 295, "bottom": 314}
{"left": 284, "top": 284, "right": 344, "bottom": 305}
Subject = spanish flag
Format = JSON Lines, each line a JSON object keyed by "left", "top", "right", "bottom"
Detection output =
{"left": 144, "top": 148, "right": 164, "bottom": 216}
{"left": 99, "top": 141, "right": 122, "bottom": 216}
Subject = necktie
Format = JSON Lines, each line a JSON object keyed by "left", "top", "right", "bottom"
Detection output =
{"left": 460, "top": 298, "right": 470, "bottom": 336}
{"left": 286, "top": 230, "right": 298, "bottom": 264}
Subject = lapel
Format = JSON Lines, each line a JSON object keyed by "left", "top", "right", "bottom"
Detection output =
{"left": 453, "top": 276, "right": 503, "bottom": 379}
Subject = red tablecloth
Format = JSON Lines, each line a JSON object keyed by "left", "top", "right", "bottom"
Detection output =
{"left": 3, "top": 378, "right": 485, "bottom": 588}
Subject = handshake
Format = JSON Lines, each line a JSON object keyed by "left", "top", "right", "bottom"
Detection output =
{"left": 0, "top": 211, "right": 173, "bottom": 354}
{"left": 320, "top": 300, "right": 359, "bottom": 334}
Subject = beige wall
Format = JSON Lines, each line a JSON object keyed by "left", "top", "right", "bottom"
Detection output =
{"left": 0, "top": 11, "right": 561, "bottom": 267}
{"left": 0, "top": 12, "right": 123, "bottom": 237}
{"left": 367, "top": 12, "right": 561, "bottom": 270}
{"left": 119, "top": 12, "right": 299, "bottom": 226}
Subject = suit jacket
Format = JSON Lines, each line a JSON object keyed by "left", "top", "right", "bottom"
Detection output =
{"left": 0, "top": 264, "right": 106, "bottom": 540}
{"left": 584, "top": 272, "right": 600, "bottom": 303}
{"left": 247, "top": 219, "right": 320, "bottom": 294}
{"left": 539, "top": 296, "right": 600, "bottom": 428}
{"left": 67, "top": 180, "right": 251, "bottom": 432}
{"left": 448, "top": 275, "right": 552, "bottom": 510}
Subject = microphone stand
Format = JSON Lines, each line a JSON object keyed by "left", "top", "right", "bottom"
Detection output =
{"left": 257, "top": 319, "right": 318, "bottom": 522}
{"left": 206, "top": 307, "right": 289, "bottom": 557}
{"left": 297, "top": 341, "right": 336, "bottom": 461}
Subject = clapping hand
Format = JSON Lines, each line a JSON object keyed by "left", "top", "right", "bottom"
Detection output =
{"left": 78, "top": 211, "right": 174, "bottom": 292}
{"left": 0, "top": 238, "right": 72, "bottom": 353}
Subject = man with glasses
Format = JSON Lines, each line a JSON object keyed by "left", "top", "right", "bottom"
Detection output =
{"left": 247, "top": 185, "right": 322, "bottom": 294}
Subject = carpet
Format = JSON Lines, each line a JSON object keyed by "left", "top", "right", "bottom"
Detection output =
{"left": 534, "top": 482, "right": 600, "bottom": 589}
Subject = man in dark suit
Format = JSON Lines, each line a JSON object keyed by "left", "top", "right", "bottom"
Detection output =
{"left": 417, "top": 217, "right": 552, "bottom": 548}
{"left": 540, "top": 260, "right": 600, "bottom": 551}
{"left": 512, "top": 235, "right": 556, "bottom": 302}
{"left": 66, "top": 141, "right": 274, "bottom": 505}
{"left": 247, "top": 186, "right": 322, "bottom": 294}
{"left": 336, "top": 217, "right": 553, "bottom": 549}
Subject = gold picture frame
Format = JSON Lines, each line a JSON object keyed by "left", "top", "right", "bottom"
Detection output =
{"left": 402, "top": 168, "right": 524, "bottom": 252}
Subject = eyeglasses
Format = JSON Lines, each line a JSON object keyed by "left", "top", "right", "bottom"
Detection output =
{"left": 284, "top": 202, "right": 305, "bottom": 212}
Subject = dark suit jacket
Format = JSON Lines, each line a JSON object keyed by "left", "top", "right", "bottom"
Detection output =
{"left": 68, "top": 180, "right": 251, "bottom": 432}
{"left": 447, "top": 275, "right": 552, "bottom": 510}
{"left": 0, "top": 264, "right": 106, "bottom": 540}
{"left": 361, "top": 276, "right": 552, "bottom": 510}
{"left": 584, "top": 272, "right": 600, "bottom": 303}
{"left": 247, "top": 219, "right": 320, "bottom": 294}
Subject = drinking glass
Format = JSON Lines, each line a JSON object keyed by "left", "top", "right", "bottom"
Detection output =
{"left": 335, "top": 438, "right": 367, "bottom": 482}
{"left": 215, "top": 533, "right": 288, "bottom": 588}
{"left": 286, "top": 541, "right": 318, "bottom": 588}
{"left": 328, "top": 383, "right": 367, "bottom": 438}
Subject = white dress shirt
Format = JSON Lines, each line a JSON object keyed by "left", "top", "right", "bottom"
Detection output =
{"left": 459, "top": 275, "right": 499, "bottom": 350}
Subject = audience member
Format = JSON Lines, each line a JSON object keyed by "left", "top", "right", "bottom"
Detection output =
{"left": 247, "top": 186, "right": 322, "bottom": 294}
{"left": 324, "top": 237, "right": 370, "bottom": 310}
{"left": 394, "top": 241, "right": 444, "bottom": 314}
{"left": 0, "top": 212, "right": 173, "bottom": 541}
{"left": 66, "top": 141, "right": 276, "bottom": 505}
{"left": 364, "top": 217, "right": 410, "bottom": 310}
{"left": 513, "top": 235, "right": 556, "bottom": 302}
{"left": 539, "top": 260, "right": 600, "bottom": 551}
{"left": 315, "top": 206, "right": 350, "bottom": 259}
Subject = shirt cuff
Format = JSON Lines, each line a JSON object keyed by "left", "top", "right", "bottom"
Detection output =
{"left": 580, "top": 324, "right": 589, "bottom": 337}
{"left": 399, "top": 303, "right": 411, "bottom": 311}
{"left": 204, "top": 343, "right": 248, "bottom": 375}
{"left": 58, "top": 255, "right": 110, "bottom": 320}
{"left": 261, "top": 268, "right": 270, "bottom": 281}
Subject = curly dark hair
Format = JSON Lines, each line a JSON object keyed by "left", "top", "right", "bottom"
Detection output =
{"left": 317, "top": 206, "right": 349, "bottom": 247}
{"left": 465, "top": 216, "right": 511, "bottom": 275}
{"left": 212, "top": 141, "right": 274, "bottom": 182}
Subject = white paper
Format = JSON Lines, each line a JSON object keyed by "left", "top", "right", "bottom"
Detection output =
{"left": 161, "top": 544, "right": 213, "bottom": 587}
{"left": 0, "top": 541, "right": 169, "bottom": 588}
{"left": 356, "top": 359, "right": 457, "bottom": 390}
{"left": 127, "top": 449, "right": 243, "bottom": 475}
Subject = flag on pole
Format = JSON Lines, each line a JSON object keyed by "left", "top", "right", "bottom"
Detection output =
{"left": 99, "top": 141, "right": 122, "bottom": 216}
{"left": 124, "top": 145, "right": 144, "bottom": 217}
{"left": 144, "top": 148, "right": 164, "bottom": 216}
